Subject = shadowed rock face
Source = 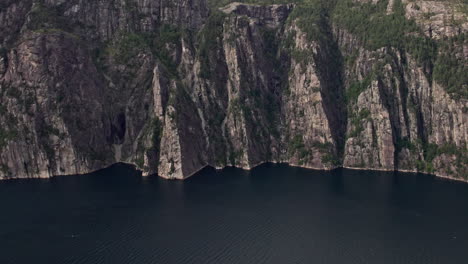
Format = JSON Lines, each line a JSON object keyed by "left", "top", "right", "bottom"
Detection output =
{"left": 220, "top": 2, "right": 294, "bottom": 28}
{"left": 0, "top": 0, "right": 466, "bottom": 181}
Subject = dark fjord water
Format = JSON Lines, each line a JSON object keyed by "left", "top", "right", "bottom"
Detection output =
{"left": 1, "top": 164, "right": 468, "bottom": 264}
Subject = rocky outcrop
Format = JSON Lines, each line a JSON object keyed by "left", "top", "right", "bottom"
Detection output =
{"left": 337, "top": 27, "right": 467, "bottom": 179}
{"left": 42, "top": 0, "right": 208, "bottom": 41}
{"left": 403, "top": 0, "right": 468, "bottom": 39}
{"left": 0, "top": 0, "right": 466, "bottom": 181}
{"left": 220, "top": 2, "right": 294, "bottom": 28}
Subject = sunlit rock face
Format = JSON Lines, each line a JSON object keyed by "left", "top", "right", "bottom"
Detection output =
{"left": 0, "top": 0, "right": 466, "bottom": 181}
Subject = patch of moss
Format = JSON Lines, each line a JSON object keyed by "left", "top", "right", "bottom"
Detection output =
{"left": 151, "top": 118, "right": 163, "bottom": 147}
{"left": 289, "top": 135, "right": 310, "bottom": 164}
{"left": 348, "top": 108, "right": 371, "bottom": 138}
{"left": 396, "top": 137, "right": 418, "bottom": 153}
{"left": 198, "top": 11, "right": 226, "bottom": 79}
{"left": 0, "top": 164, "right": 9, "bottom": 175}
{"left": 107, "top": 33, "right": 150, "bottom": 64}
{"left": 346, "top": 76, "right": 372, "bottom": 104}
{"left": 415, "top": 142, "right": 468, "bottom": 174}
{"left": 27, "top": 3, "right": 73, "bottom": 33}
{"left": 0, "top": 127, "right": 17, "bottom": 148}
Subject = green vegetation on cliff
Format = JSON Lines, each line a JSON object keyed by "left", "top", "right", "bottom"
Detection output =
{"left": 288, "top": 135, "right": 310, "bottom": 164}
{"left": 331, "top": 0, "right": 466, "bottom": 99}
{"left": 418, "top": 142, "right": 468, "bottom": 174}
{"left": 27, "top": 2, "right": 74, "bottom": 33}
{"left": 223, "top": 0, "right": 466, "bottom": 99}
{"left": 0, "top": 128, "right": 17, "bottom": 149}
{"left": 433, "top": 34, "right": 467, "bottom": 98}
{"left": 208, "top": 0, "right": 299, "bottom": 8}
{"left": 198, "top": 11, "right": 226, "bottom": 79}
{"left": 333, "top": 0, "right": 419, "bottom": 50}
{"left": 104, "top": 25, "right": 182, "bottom": 77}
{"left": 108, "top": 33, "right": 150, "bottom": 64}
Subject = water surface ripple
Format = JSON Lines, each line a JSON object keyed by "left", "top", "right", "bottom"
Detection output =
{"left": 1, "top": 163, "right": 467, "bottom": 264}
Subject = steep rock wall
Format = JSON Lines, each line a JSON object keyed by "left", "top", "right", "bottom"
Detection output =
{"left": 0, "top": 0, "right": 466, "bottom": 181}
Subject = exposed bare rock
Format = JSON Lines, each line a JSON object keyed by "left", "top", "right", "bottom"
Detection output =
{"left": 220, "top": 2, "right": 294, "bottom": 28}
{"left": 282, "top": 22, "right": 336, "bottom": 169}
{"left": 403, "top": 0, "right": 468, "bottom": 39}
{"left": 0, "top": 0, "right": 32, "bottom": 47}
{"left": 344, "top": 80, "right": 396, "bottom": 170}
{"left": 39, "top": 0, "right": 209, "bottom": 41}
{"left": 0, "top": 0, "right": 466, "bottom": 182}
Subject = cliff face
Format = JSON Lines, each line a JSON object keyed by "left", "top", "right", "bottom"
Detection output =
{"left": 0, "top": 0, "right": 466, "bottom": 181}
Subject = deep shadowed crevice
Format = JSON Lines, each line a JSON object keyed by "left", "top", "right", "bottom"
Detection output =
{"left": 394, "top": 51, "right": 412, "bottom": 140}
{"left": 376, "top": 75, "right": 400, "bottom": 168}
{"left": 109, "top": 112, "right": 126, "bottom": 144}
{"left": 312, "top": 7, "right": 347, "bottom": 162}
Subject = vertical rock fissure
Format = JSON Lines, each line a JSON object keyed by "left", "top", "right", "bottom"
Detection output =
{"left": 312, "top": 6, "right": 347, "bottom": 163}
{"left": 376, "top": 74, "right": 400, "bottom": 169}
{"left": 394, "top": 52, "right": 412, "bottom": 142}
